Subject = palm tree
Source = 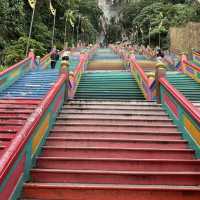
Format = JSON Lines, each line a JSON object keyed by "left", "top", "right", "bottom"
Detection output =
{"left": 64, "top": 9, "right": 77, "bottom": 46}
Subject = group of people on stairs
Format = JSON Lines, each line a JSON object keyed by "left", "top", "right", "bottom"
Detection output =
{"left": 50, "top": 47, "right": 70, "bottom": 69}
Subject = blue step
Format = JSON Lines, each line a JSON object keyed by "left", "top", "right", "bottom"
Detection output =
{"left": 0, "top": 69, "right": 59, "bottom": 99}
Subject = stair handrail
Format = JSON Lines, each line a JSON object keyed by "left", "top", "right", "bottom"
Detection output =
{"left": 159, "top": 77, "right": 200, "bottom": 156}
{"left": 0, "top": 73, "right": 67, "bottom": 199}
{"left": 0, "top": 56, "right": 33, "bottom": 92}
{"left": 129, "top": 56, "right": 155, "bottom": 101}
{"left": 178, "top": 56, "right": 200, "bottom": 83}
{"left": 192, "top": 50, "right": 200, "bottom": 66}
{"left": 68, "top": 45, "right": 98, "bottom": 99}
{"left": 182, "top": 60, "right": 200, "bottom": 72}
{"left": 160, "top": 77, "right": 200, "bottom": 122}
{"left": 0, "top": 57, "right": 31, "bottom": 77}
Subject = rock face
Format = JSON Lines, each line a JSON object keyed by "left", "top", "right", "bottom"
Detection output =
{"left": 98, "top": 0, "right": 121, "bottom": 23}
{"left": 97, "top": 0, "right": 120, "bottom": 43}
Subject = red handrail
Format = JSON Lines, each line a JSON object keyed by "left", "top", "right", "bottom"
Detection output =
{"left": 183, "top": 60, "right": 200, "bottom": 72}
{"left": 130, "top": 58, "right": 150, "bottom": 86}
{"left": 0, "top": 73, "right": 67, "bottom": 183}
{"left": 159, "top": 77, "right": 200, "bottom": 122}
{"left": 40, "top": 52, "right": 53, "bottom": 63}
{"left": 0, "top": 57, "right": 31, "bottom": 77}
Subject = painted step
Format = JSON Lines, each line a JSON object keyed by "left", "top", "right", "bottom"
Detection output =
{"left": 22, "top": 183, "right": 200, "bottom": 200}
{"left": 57, "top": 113, "right": 172, "bottom": 120}
{"left": 52, "top": 125, "right": 179, "bottom": 133}
{"left": 50, "top": 131, "right": 182, "bottom": 140}
{"left": 30, "top": 169, "right": 200, "bottom": 186}
{"left": 41, "top": 147, "right": 194, "bottom": 160}
{"left": 60, "top": 109, "right": 168, "bottom": 115}
{"left": 45, "top": 138, "right": 187, "bottom": 149}
{"left": 63, "top": 104, "right": 163, "bottom": 110}
{"left": 0, "top": 99, "right": 40, "bottom": 159}
{"left": 67, "top": 100, "right": 158, "bottom": 106}
{"left": 55, "top": 119, "right": 175, "bottom": 126}
{"left": 0, "top": 69, "right": 59, "bottom": 99}
{"left": 36, "top": 157, "right": 200, "bottom": 172}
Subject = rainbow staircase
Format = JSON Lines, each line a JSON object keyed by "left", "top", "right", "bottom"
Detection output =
{"left": 167, "top": 72, "right": 200, "bottom": 109}
{"left": 20, "top": 49, "right": 200, "bottom": 200}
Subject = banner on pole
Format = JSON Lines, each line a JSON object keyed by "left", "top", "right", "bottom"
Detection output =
{"left": 28, "top": 0, "right": 36, "bottom": 9}
{"left": 50, "top": 1, "right": 56, "bottom": 16}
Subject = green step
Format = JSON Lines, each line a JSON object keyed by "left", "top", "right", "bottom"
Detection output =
{"left": 75, "top": 71, "right": 145, "bottom": 100}
{"left": 166, "top": 72, "right": 200, "bottom": 102}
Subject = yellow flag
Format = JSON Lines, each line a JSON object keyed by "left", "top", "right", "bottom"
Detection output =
{"left": 28, "top": 0, "right": 36, "bottom": 9}
{"left": 50, "top": 1, "right": 56, "bottom": 16}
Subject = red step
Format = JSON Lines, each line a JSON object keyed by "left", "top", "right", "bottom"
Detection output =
{"left": 22, "top": 183, "right": 200, "bottom": 200}
{"left": 0, "top": 126, "right": 19, "bottom": 133}
{"left": 0, "top": 104, "right": 37, "bottom": 109}
{"left": 30, "top": 169, "right": 200, "bottom": 186}
{"left": 50, "top": 131, "right": 182, "bottom": 140}
{"left": 20, "top": 100, "right": 200, "bottom": 199}
{"left": 36, "top": 157, "right": 200, "bottom": 172}
{"left": 63, "top": 105, "right": 164, "bottom": 111}
{"left": 0, "top": 109, "right": 33, "bottom": 113}
{"left": 0, "top": 134, "right": 15, "bottom": 140}
{"left": 45, "top": 138, "right": 188, "bottom": 149}
{"left": 0, "top": 113, "right": 30, "bottom": 119}
{"left": 52, "top": 126, "right": 180, "bottom": 133}
{"left": 0, "top": 119, "right": 25, "bottom": 125}
{"left": 0, "top": 99, "right": 40, "bottom": 160}
{"left": 41, "top": 147, "right": 194, "bottom": 160}
{"left": 55, "top": 119, "right": 175, "bottom": 126}
{"left": 62, "top": 109, "right": 168, "bottom": 116}
{"left": 0, "top": 99, "right": 40, "bottom": 105}
{"left": 58, "top": 114, "right": 171, "bottom": 120}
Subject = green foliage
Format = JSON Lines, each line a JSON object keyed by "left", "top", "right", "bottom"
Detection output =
{"left": 4, "top": 37, "right": 46, "bottom": 65}
{"left": 0, "top": 0, "right": 102, "bottom": 66}
{"left": 111, "top": 0, "right": 200, "bottom": 48}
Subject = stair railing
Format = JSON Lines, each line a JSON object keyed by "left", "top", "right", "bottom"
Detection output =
{"left": 159, "top": 77, "right": 200, "bottom": 157}
{"left": 179, "top": 56, "right": 200, "bottom": 84}
{"left": 192, "top": 50, "right": 200, "bottom": 65}
{"left": 0, "top": 73, "right": 67, "bottom": 200}
{"left": 0, "top": 57, "right": 32, "bottom": 93}
{"left": 129, "top": 56, "right": 156, "bottom": 101}
{"left": 110, "top": 44, "right": 157, "bottom": 101}
{"left": 68, "top": 45, "right": 98, "bottom": 99}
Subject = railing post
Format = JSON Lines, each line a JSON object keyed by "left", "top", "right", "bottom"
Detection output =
{"left": 155, "top": 62, "right": 166, "bottom": 104}
{"left": 60, "top": 60, "right": 69, "bottom": 100}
